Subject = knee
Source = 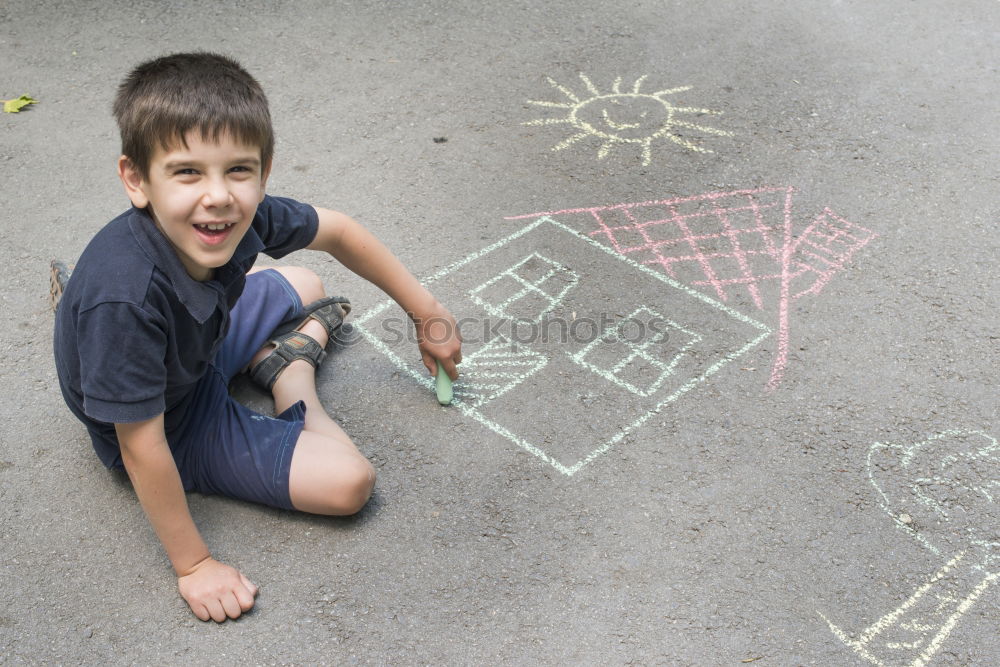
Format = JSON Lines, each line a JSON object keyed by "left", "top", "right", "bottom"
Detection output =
{"left": 289, "top": 434, "right": 376, "bottom": 516}
{"left": 278, "top": 266, "right": 325, "bottom": 305}
{"left": 328, "top": 457, "right": 376, "bottom": 516}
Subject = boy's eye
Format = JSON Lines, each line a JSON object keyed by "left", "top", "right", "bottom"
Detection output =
{"left": 229, "top": 165, "right": 253, "bottom": 173}
{"left": 175, "top": 168, "right": 199, "bottom": 175}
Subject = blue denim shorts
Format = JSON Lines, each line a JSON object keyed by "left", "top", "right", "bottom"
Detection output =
{"left": 168, "top": 269, "right": 307, "bottom": 510}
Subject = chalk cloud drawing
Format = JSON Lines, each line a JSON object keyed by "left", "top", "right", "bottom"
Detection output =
{"left": 819, "top": 430, "right": 1000, "bottom": 665}
{"left": 507, "top": 187, "right": 878, "bottom": 389}
{"left": 353, "top": 215, "right": 770, "bottom": 475}
{"left": 524, "top": 73, "right": 734, "bottom": 166}
{"left": 569, "top": 306, "right": 701, "bottom": 398}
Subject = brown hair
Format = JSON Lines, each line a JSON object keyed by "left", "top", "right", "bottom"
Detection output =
{"left": 113, "top": 52, "right": 274, "bottom": 178}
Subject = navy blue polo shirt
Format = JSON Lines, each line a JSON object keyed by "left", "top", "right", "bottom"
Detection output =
{"left": 54, "top": 195, "right": 318, "bottom": 468}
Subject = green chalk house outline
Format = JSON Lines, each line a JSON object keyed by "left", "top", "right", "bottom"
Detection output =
{"left": 568, "top": 305, "right": 702, "bottom": 398}
{"left": 468, "top": 252, "right": 580, "bottom": 322}
{"left": 354, "top": 216, "right": 771, "bottom": 476}
{"left": 450, "top": 337, "right": 548, "bottom": 409}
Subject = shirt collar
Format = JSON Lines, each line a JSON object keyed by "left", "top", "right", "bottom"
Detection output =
{"left": 128, "top": 207, "right": 264, "bottom": 323}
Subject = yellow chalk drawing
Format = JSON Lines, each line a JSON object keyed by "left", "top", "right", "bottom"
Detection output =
{"left": 820, "top": 430, "right": 1000, "bottom": 665}
{"left": 524, "top": 73, "right": 733, "bottom": 165}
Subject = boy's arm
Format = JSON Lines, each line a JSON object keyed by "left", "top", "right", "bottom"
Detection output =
{"left": 307, "top": 206, "right": 463, "bottom": 379}
{"left": 115, "top": 415, "right": 258, "bottom": 622}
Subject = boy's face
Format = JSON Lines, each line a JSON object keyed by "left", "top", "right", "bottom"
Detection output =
{"left": 118, "top": 131, "right": 270, "bottom": 281}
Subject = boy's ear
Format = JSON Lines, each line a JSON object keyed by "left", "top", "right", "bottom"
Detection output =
{"left": 259, "top": 158, "right": 272, "bottom": 202}
{"left": 117, "top": 156, "right": 149, "bottom": 209}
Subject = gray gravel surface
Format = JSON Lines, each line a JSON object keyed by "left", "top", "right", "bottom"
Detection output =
{"left": 1, "top": 0, "right": 998, "bottom": 664}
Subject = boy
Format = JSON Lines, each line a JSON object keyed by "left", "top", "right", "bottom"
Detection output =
{"left": 53, "top": 52, "right": 462, "bottom": 622}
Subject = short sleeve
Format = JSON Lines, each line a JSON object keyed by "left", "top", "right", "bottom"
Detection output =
{"left": 253, "top": 195, "right": 320, "bottom": 260}
{"left": 76, "top": 302, "right": 168, "bottom": 424}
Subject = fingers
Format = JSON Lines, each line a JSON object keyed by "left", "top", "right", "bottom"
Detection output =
{"left": 423, "top": 350, "right": 461, "bottom": 380}
{"left": 237, "top": 574, "right": 258, "bottom": 611}
{"left": 197, "top": 588, "right": 253, "bottom": 623}
{"left": 221, "top": 591, "right": 244, "bottom": 621}
{"left": 179, "top": 561, "right": 258, "bottom": 622}
{"left": 421, "top": 351, "right": 437, "bottom": 377}
{"left": 206, "top": 598, "right": 229, "bottom": 623}
{"left": 440, "top": 358, "right": 459, "bottom": 381}
{"left": 414, "top": 305, "right": 462, "bottom": 377}
{"left": 240, "top": 572, "right": 259, "bottom": 599}
{"left": 192, "top": 603, "right": 211, "bottom": 623}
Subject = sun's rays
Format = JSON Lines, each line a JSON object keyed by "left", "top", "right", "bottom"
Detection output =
{"left": 552, "top": 131, "right": 594, "bottom": 152}
{"left": 524, "top": 73, "right": 734, "bottom": 166}
{"left": 672, "top": 119, "right": 733, "bottom": 135}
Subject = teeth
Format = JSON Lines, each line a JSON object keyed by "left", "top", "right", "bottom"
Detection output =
{"left": 197, "top": 223, "right": 232, "bottom": 231}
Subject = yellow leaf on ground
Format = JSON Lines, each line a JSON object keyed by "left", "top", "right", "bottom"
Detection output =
{"left": 3, "top": 95, "right": 38, "bottom": 113}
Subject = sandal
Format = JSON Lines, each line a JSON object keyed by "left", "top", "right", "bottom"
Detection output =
{"left": 249, "top": 296, "right": 352, "bottom": 391}
{"left": 50, "top": 260, "right": 72, "bottom": 312}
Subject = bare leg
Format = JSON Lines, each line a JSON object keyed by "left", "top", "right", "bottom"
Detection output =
{"left": 249, "top": 266, "right": 375, "bottom": 515}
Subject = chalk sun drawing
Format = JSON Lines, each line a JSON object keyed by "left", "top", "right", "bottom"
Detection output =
{"left": 819, "top": 430, "right": 1000, "bottom": 666}
{"left": 524, "top": 73, "right": 733, "bottom": 165}
{"left": 353, "top": 215, "right": 769, "bottom": 476}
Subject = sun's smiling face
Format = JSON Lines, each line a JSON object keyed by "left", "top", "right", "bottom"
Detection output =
{"left": 525, "top": 74, "right": 734, "bottom": 165}
{"left": 575, "top": 93, "right": 674, "bottom": 143}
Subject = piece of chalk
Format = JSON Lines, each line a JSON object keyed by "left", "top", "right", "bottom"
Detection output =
{"left": 435, "top": 361, "right": 453, "bottom": 406}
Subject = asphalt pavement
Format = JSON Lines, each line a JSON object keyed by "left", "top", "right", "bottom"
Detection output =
{"left": 1, "top": 0, "right": 998, "bottom": 664}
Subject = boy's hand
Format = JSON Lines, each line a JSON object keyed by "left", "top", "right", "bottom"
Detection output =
{"left": 306, "top": 207, "right": 463, "bottom": 378}
{"left": 177, "top": 556, "right": 258, "bottom": 622}
{"left": 115, "top": 416, "right": 256, "bottom": 622}
{"left": 413, "top": 301, "right": 463, "bottom": 380}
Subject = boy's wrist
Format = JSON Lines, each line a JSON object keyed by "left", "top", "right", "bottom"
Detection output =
{"left": 173, "top": 551, "right": 214, "bottom": 578}
{"left": 406, "top": 294, "right": 442, "bottom": 322}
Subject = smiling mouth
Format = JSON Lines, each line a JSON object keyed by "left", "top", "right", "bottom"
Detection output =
{"left": 601, "top": 109, "right": 642, "bottom": 130}
{"left": 193, "top": 222, "right": 238, "bottom": 245}
{"left": 194, "top": 222, "right": 236, "bottom": 231}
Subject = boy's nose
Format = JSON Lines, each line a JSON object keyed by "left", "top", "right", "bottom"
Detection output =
{"left": 202, "top": 177, "right": 232, "bottom": 207}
